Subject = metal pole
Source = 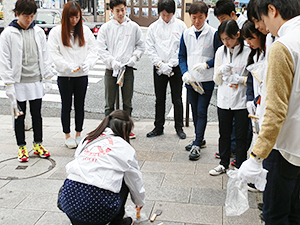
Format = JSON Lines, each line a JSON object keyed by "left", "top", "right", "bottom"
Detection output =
{"left": 115, "top": 87, "right": 120, "bottom": 110}
{"left": 185, "top": 90, "right": 189, "bottom": 127}
{"left": 93, "top": 0, "right": 97, "bottom": 22}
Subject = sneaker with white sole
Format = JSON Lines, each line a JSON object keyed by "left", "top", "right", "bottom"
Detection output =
{"left": 75, "top": 136, "right": 82, "bottom": 145}
{"left": 33, "top": 143, "right": 50, "bottom": 158}
{"left": 209, "top": 164, "right": 226, "bottom": 176}
{"left": 189, "top": 145, "right": 201, "bottom": 161}
{"left": 65, "top": 137, "right": 77, "bottom": 149}
{"left": 18, "top": 146, "right": 29, "bottom": 162}
{"left": 129, "top": 132, "right": 136, "bottom": 139}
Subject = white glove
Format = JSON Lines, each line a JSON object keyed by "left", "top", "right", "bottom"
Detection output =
{"left": 111, "top": 60, "right": 121, "bottom": 71}
{"left": 237, "top": 156, "right": 268, "bottom": 191}
{"left": 159, "top": 63, "right": 172, "bottom": 75}
{"left": 6, "top": 84, "right": 17, "bottom": 108}
{"left": 44, "top": 79, "right": 52, "bottom": 93}
{"left": 69, "top": 63, "right": 80, "bottom": 73}
{"left": 219, "top": 64, "right": 234, "bottom": 75}
{"left": 182, "top": 72, "right": 192, "bottom": 84}
{"left": 247, "top": 101, "right": 256, "bottom": 115}
{"left": 82, "top": 62, "right": 90, "bottom": 74}
{"left": 126, "top": 56, "right": 137, "bottom": 67}
{"left": 156, "top": 68, "right": 162, "bottom": 76}
{"left": 112, "top": 69, "right": 119, "bottom": 77}
{"left": 227, "top": 74, "right": 244, "bottom": 84}
{"left": 193, "top": 62, "right": 207, "bottom": 74}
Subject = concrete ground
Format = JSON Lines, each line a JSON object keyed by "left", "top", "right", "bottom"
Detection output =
{"left": 0, "top": 114, "right": 263, "bottom": 225}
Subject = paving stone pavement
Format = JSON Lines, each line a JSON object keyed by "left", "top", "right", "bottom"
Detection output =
{"left": 0, "top": 114, "right": 263, "bottom": 225}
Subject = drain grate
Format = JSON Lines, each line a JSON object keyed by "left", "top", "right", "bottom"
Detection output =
{"left": 15, "top": 165, "right": 28, "bottom": 170}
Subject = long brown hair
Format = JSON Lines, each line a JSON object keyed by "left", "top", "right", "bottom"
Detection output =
{"left": 84, "top": 110, "right": 134, "bottom": 143}
{"left": 61, "top": 1, "right": 85, "bottom": 47}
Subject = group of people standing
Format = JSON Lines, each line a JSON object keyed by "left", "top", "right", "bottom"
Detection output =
{"left": 1, "top": 0, "right": 300, "bottom": 224}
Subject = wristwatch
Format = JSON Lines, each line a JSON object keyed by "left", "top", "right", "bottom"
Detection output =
{"left": 250, "top": 152, "right": 264, "bottom": 163}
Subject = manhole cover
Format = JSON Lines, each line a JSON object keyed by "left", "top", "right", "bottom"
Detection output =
{"left": 0, "top": 153, "right": 56, "bottom": 180}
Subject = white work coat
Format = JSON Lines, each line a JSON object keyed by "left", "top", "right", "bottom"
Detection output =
{"left": 214, "top": 44, "right": 251, "bottom": 110}
{"left": 97, "top": 17, "right": 145, "bottom": 69}
{"left": 66, "top": 127, "right": 145, "bottom": 207}
{"left": 48, "top": 25, "right": 98, "bottom": 77}
{"left": 146, "top": 16, "right": 187, "bottom": 67}
{"left": 183, "top": 23, "right": 216, "bottom": 82}
{"left": 0, "top": 25, "right": 52, "bottom": 84}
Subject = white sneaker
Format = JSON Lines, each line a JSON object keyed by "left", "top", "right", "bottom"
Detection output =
{"left": 65, "top": 137, "right": 77, "bottom": 149}
{"left": 75, "top": 136, "right": 82, "bottom": 145}
{"left": 209, "top": 164, "right": 226, "bottom": 176}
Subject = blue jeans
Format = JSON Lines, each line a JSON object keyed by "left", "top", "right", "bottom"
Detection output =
{"left": 263, "top": 150, "right": 300, "bottom": 225}
{"left": 187, "top": 81, "right": 214, "bottom": 147}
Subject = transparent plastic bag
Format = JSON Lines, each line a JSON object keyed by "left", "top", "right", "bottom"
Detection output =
{"left": 125, "top": 205, "right": 148, "bottom": 223}
{"left": 225, "top": 169, "right": 249, "bottom": 216}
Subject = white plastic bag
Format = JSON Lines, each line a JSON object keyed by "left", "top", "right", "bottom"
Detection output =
{"left": 225, "top": 169, "right": 249, "bottom": 216}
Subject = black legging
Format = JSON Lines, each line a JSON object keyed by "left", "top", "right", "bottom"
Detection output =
{"left": 57, "top": 76, "right": 88, "bottom": 134}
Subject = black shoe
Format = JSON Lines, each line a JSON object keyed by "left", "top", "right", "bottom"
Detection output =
{"left": 189, "top": 145, "right": 201, "bottom": 160}
{"left": 185, "top": 139, "right": 206, "bottom": 151}
{"left": 259, "top": 213, "right": 264, "bottom": 221}
{"left": 257, "top": 202, "right": 263, "bottom": 211}
{"left": 146, "top": 128, "right": 164, "bottom": 137}
{"left": 176, "top": 129, "right": 186, "bottom": 139}
{"left": 122, "top": 217, "right": 133, "bottom": 225}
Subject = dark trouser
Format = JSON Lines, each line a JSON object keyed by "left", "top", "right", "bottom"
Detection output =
{"left": 68, "top": 182, "right": 129, "bottom": 225}
{"left": 104, "top": 68, "right": 134, "bottom": 117}
{"left": 153, "top": 66, "right": 183, "bottom": 132}
{"left": 217, "top": 107, "right": 248, "bottom": 168}
{"left": 109, "top": 181, "right": 129, "bottom": 225}
{"left": 15, "top": 99, "right": 42, "bottom": 146}
{"left": 263, "top": 150, "right": 300, "bottom": 225}
{"left": 230, "top": 117, "right": 253, "bottom": 154}
{"left": 187, "top": 81, "right": 214, "bottom": 147}
{"left": 57, "top": 76, "right": 88, "bottom": 134}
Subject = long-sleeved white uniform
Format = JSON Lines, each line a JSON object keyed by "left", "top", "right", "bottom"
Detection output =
{"left": 97, "top": 16, "right": 145, "bottom": 68}
{"left": 214, "top": 44, "right": 251, "bottom": 110}
{"left": 0, "top": 25, "right": 52, "bottom": 84}
{"left": 47, "top": 25, "right": 98, "bottom": 77}
{"left": 66, "top": 127, "right": 145, "bottom": 207}
{"left": 146, "top": 16, "right": 187, "bottom": 67}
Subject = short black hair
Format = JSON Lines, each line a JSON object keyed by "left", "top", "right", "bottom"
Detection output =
{"left": 218, "top": 19, "right": 244, "bottom": 55}
{"left": 109, "top": 0, "right": 126, "bottom": 10}
{"left": 256, "top": 0, "right": 300, "bottom": 20}
{"left": 158, "top": 0, "right": 176, "bottom": 14}
{"left": 13, "top": 0, "right": 37, "bottom": 16}
{"left": 214, "top": 0, "right": 236, "bottom": 17}
{"left": 247, "top": 0, "right": 260, "bottom": 21}
{"left": 188, "top": 2, "right": 208, "bottom": 15}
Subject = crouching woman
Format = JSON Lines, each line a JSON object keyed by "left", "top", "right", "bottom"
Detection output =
{"left": 58, "top": 110, "right": 145, "bottom": 225}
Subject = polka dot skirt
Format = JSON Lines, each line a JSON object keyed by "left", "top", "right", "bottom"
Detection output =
{"left": 59, "top": 179, "right": 121, "bottom": 224}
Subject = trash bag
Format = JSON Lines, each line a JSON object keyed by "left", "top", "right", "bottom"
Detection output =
{"left": 225, "top": 169, "right": 249, "bottom": 216}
